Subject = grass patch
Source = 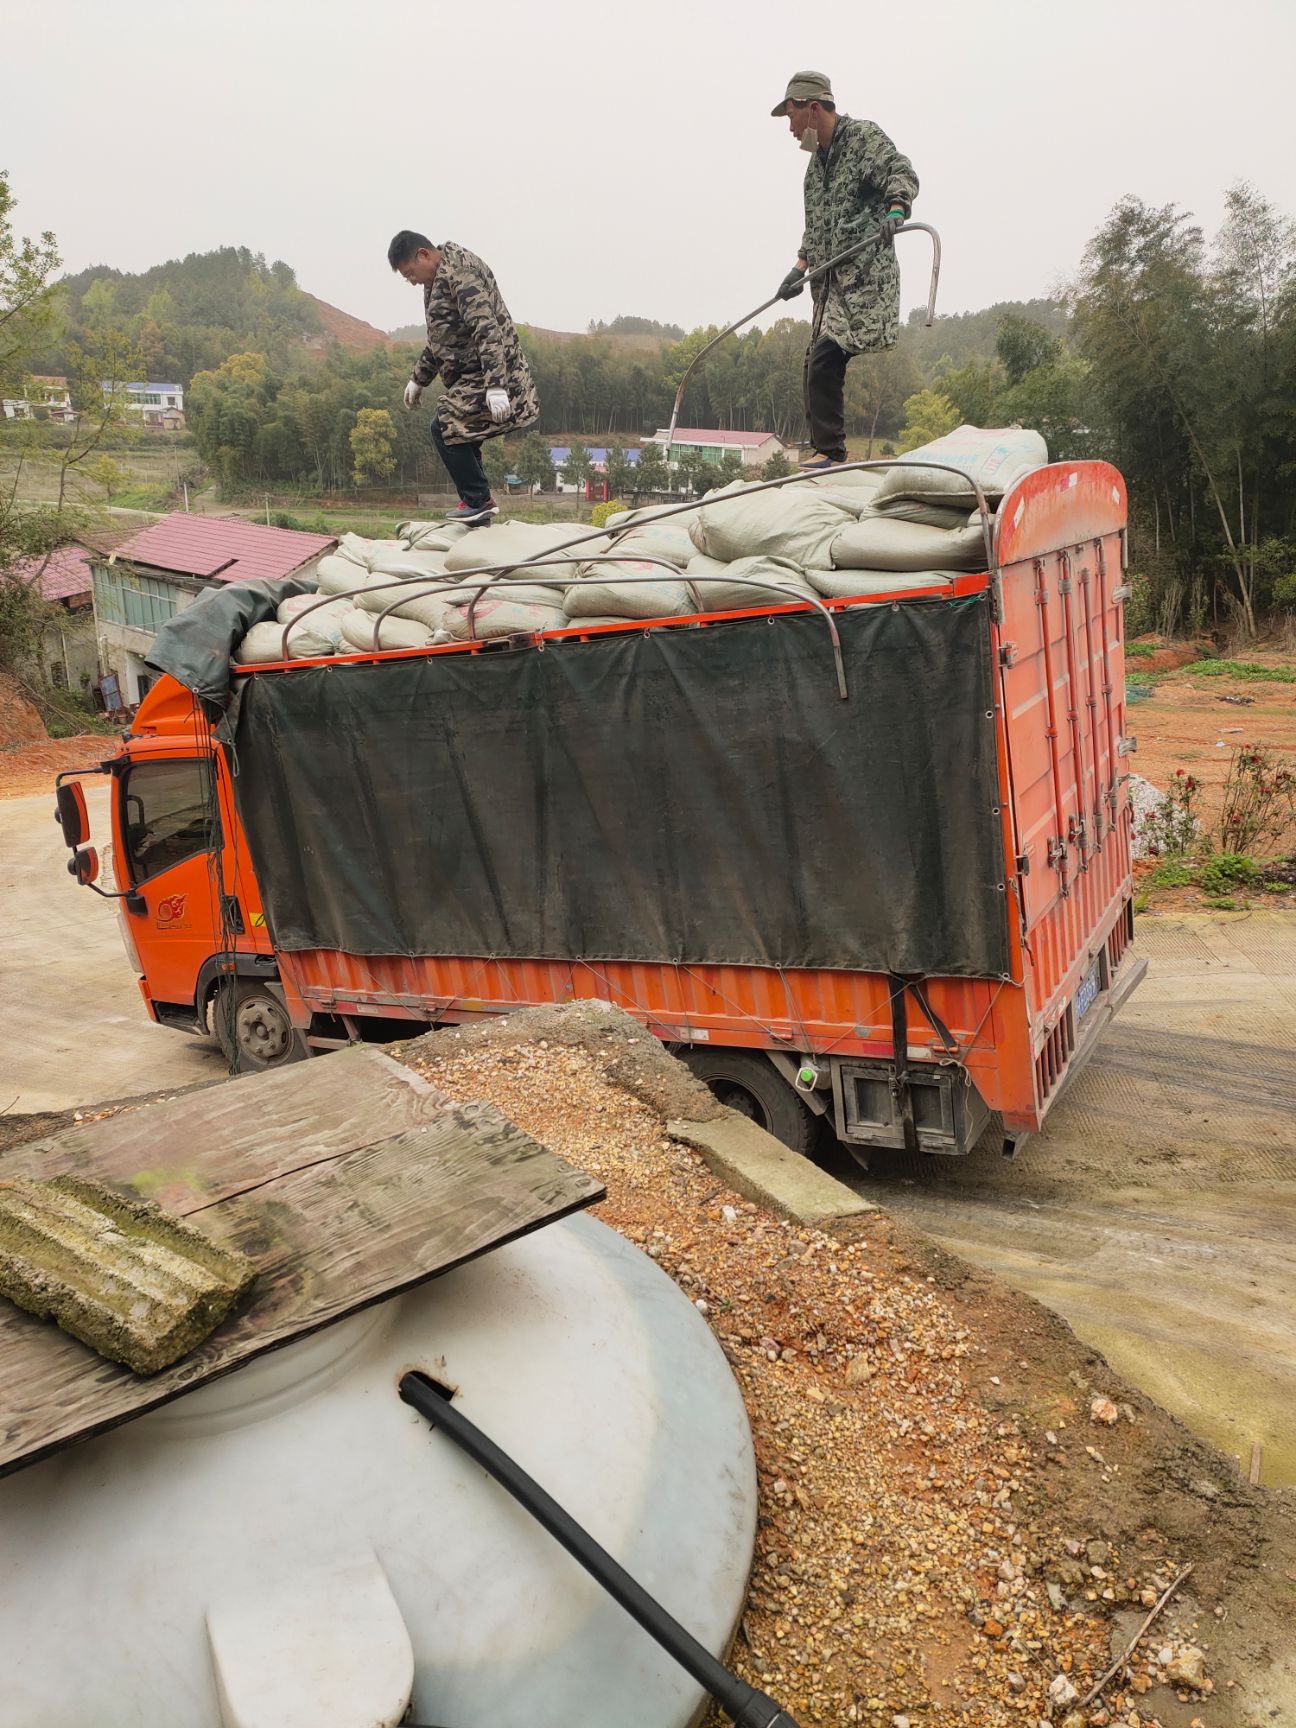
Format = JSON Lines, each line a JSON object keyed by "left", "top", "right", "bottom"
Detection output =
{"left": 1199, "top": 853, "right": 1261, "bottom": 896}
{"left": 1203, "top": 896, "right": 1241, "bottom": 911}
{"left": 1144, "top": 859, "right": 1198, "bottom": 890}
{"left": 1126, "top": 670, "right": 1158, "bottom": 686}
{"left": 1190, "top": 659, "right": 1296, "bottom": 683}
{"left": 109, "top": 485, "right": 174, "bottom": 511}
{"left": 1125, "top": 641, "right": 1158, "bottom": 658}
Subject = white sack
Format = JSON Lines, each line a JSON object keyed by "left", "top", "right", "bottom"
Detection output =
{"left": 233, "top": 622, "right": 293, "bottom": 665}
{"left": 689, "top": 483, "right": 852, "bottom": 566}
{"left": 275, "top": 594, "right": 355, "bottom": 658}
{"left": 443, "top": 522, "right": 607, "bottom": 576}
{"left": 874, "top": 425, "right": 1047, "bottom": 506}
{"left": 337, "top": 532, "right": 411, "bottom": 570}
{"left": 317, "top": 553, "right": 377, "bottom": 596}
{"left": 340, "top": 612, "right": 437, "bottom": 652}
{"left": 366, "top": 548, "right": 451, "bottom": 579}
{"left": 563, "top": 560, "right": 695, "bottom": 620}
{"left": 603, "top": 503, "right": 703, "bottom": 535}
{"left": 397, "top": 519, "right": 473, "bottom": 550}
{"left": 606, "top": 522, "right": 697, "bottom": 568}
{"left": 437, "top": 594, "right": 568, "bottom": 641}
{"left": 830, "top": 515, "right": 986, "bottom": 572}
{"left": 871, "top": 496, "right": 980, "bottom": 529}
{"left": 685, "top": 554, "right": 817, "bottom": 612}
{"left": 805, "top": 568, "right": 957, "bottom": 599}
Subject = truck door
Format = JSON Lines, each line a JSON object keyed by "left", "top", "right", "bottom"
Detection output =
{"left": 116, "top": 756, "right": 224, "bottom": 1015}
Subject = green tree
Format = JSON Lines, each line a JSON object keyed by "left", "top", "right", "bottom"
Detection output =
{"left": 482, "top": 438, "right": 508, "bottom": 492}
{"left": 846, "top": 348, "right": 922, "bottom": 453}
{"left": 350, "top": 407, "right": 397, "bottom": 485}
{"left": 995, "top": 313, "right": 1061, "bottom": 385}
{"left": 761, "top": 450, "right": 792, "bottom": 480}
{"left": 564, "top": 440, "right": 593, "bottom": 513}
{"left": 515, "top": 432, "right": 554, "bottom": 492}
{"left": 898, "top": 388, "right": 960, "bottom": 451}
{"left": 0, "top": 168, "right": 62, "bottom": 393}
{"left": 634, "top": 441, "right": 667, "bottom": 498}
{"left": 603, "top": 440, "right": 635, "bottom": 499}
{"left": 87, "top": 454, "right": 128, "bottom": 502}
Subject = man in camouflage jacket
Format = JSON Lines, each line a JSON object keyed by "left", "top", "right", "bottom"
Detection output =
{"left": 390, "top": 231, "right": 540, "bottom": 520}
{"left": 771, "top": 72, "right": 919, "bottom": 468}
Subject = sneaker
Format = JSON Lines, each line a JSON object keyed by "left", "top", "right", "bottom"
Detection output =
{"left": 798, "top": 453, "right": 840, "bottom": 472}
{"left": 446, "top": 500, "right": 500, "bottom": 525}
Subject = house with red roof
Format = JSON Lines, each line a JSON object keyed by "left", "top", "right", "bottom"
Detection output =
{"left": 646, "top": 427, "right": 786, "bottom": 473}
{"left": 10, "top": 543, "right": 100, "bottom": 692}
{"left": 92, "top": 514, "right": 335, "bottom": 704}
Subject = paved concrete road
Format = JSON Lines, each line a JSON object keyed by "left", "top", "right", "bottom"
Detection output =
{"left": 840, "top": 913, "right": 1296, "bottom": 1484}
{"left": 1, "top": 787, "right": 226, "bottom": 1113}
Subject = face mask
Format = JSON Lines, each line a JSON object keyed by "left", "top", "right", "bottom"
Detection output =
{"left": 800, "top": 127, "right": 820, "bottom": 154}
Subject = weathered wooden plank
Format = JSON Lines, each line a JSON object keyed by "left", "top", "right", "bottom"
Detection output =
{"left": 0, "top": 1047, "right": 457, "bottom": 1213}
{"left": 0, "top": 1051, "right": 603, "bottom": 1477}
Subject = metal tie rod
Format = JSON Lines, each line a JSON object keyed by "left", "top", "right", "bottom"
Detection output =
{"left": 666, "top": 221, "right": 942, "bottom": 463}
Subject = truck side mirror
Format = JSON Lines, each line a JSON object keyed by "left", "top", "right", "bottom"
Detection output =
{"left": 67, "top": 846, "right": 100, "bottom": 886}
{"left": 55, "top": 781, "right": 90, "bottom": 848}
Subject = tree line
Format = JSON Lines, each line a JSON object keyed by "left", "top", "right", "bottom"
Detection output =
{"left": 5, "top": 166, "right": 1296, "bottom": 637}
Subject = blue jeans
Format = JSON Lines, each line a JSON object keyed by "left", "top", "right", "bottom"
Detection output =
{"left": 430, "top": 414, "right": 492, "bottom": 509}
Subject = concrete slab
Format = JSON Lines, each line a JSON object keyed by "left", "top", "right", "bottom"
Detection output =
{"left": 0, "top": 787, "right": 225, "bottom": 1112}
{"left": 667, "top": 1110, "right": 876, "bottom": 1228}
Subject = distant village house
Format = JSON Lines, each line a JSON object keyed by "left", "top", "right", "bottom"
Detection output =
{"left": 92, "top": 515, "right": 334, "bottom": 704}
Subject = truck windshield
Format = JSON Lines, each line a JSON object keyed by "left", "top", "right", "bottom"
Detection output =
{"left": 120, "top": 759, "right": 221, "bottom": 883}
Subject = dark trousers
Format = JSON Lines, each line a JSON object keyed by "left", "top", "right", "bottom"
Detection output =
{"left": 802, "top": 336, "right": 851, "bottom": 463}
{"left": 430, "top": 415, "right": 493, "bottom": 509}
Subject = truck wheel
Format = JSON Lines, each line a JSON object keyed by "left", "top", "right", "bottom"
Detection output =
{"left": 213, "top": 980, "right": 306, "bottom": 1072}
{"left": 682, "top": 1049, "right": 816, "bottom": 1155}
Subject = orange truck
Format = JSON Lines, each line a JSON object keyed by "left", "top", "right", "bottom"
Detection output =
{"left": 56, "top": 460, "right": 1145, "bottom": 1161}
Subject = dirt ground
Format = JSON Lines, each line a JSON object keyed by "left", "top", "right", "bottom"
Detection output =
{"left": 1127, "top": 648, "right": 1296, "bottom": 912}
{"left": 379, "top": 1007, "right": 1296, "bottom": 1728}
{"left": 0, "top": 733, "right": 121, "bottom": 798}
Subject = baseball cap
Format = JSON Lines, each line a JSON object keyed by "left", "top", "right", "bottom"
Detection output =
{"left": 770, "top": 71, "right": 834, "bottom": 116}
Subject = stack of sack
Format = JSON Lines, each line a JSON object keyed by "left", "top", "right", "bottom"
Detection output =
{"left": 233, "top": 426, "right": 1047, "bottom": 664}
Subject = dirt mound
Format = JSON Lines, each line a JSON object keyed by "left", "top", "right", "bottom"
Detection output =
{"left": 300, "top": 293, "right": 391, "bottom": 353}
{"left": 0, "top": 672, "right": 47, "bottom": 749}
{"left": 0, "top": 734, "right": 115, "bottom": 798}
{"left": 398, "top": 1006, "right": 1296, "bottom": 1727}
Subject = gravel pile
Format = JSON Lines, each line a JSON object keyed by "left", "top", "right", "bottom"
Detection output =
{"left": 402, "top": 1022, "right": 1203, "bottom": 1728}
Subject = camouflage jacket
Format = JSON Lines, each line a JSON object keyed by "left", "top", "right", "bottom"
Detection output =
{"left": 799, "top": 115, "right": 919, "bottom": 355}
{"left": 412, "top": 242, "right": 539, "bottom": 444}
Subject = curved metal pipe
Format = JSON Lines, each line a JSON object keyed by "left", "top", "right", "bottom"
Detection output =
{"left": 665, "top": 220, "right": 942, "bottom": 463}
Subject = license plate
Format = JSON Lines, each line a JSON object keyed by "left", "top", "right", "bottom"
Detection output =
{"left": 1075, "top": 959, "right": 1101, "bottom": 1022}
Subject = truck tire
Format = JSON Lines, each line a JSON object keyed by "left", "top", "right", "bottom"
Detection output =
{"left": 682, "top": 1049, "right": 816, "bottom": 1155}
{"left": 213, "top": 979, "right": 307, "bottom": 1073}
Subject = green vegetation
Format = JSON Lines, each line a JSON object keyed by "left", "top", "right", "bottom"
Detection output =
{"left": 1189, "top": 659, "right": 1296, "bottom": 683}
{"left": 1125, "top": 641, "right": 1157, "bottom": 658}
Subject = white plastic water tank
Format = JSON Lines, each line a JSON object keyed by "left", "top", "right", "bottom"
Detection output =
{"left": 0, "top": 1213, "right": 757, "bottom": 1728}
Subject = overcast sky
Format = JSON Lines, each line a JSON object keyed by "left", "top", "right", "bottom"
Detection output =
{"left": 8, "top": 0, "right": 1296, "bottom": 338}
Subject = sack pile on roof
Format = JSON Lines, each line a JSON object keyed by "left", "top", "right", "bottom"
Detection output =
{"left": 236, "top": 426, "right": 1046, "bottom": 664}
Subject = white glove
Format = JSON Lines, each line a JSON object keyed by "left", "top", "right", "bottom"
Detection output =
{"left": 486, "top": 387, "right": 510, "bottom": 423}
{"left": 404, "top": 379, "right": 423, "bottom": 410}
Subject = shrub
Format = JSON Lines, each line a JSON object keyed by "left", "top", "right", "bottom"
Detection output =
{"left": 1199, "top": 853, "right": 1260, "bottom": 896}
{"left": 1218, "top": 745, "right": 1296, "bottom": 855}
{"left": 1142, "top": 769, "right": 1201, "bottom": 857}
{"left": 590, "top": 499, "right": 629, "bottom": 528}
{"left": 1125, "top": 641, "right": 1157, "bottom": 658}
